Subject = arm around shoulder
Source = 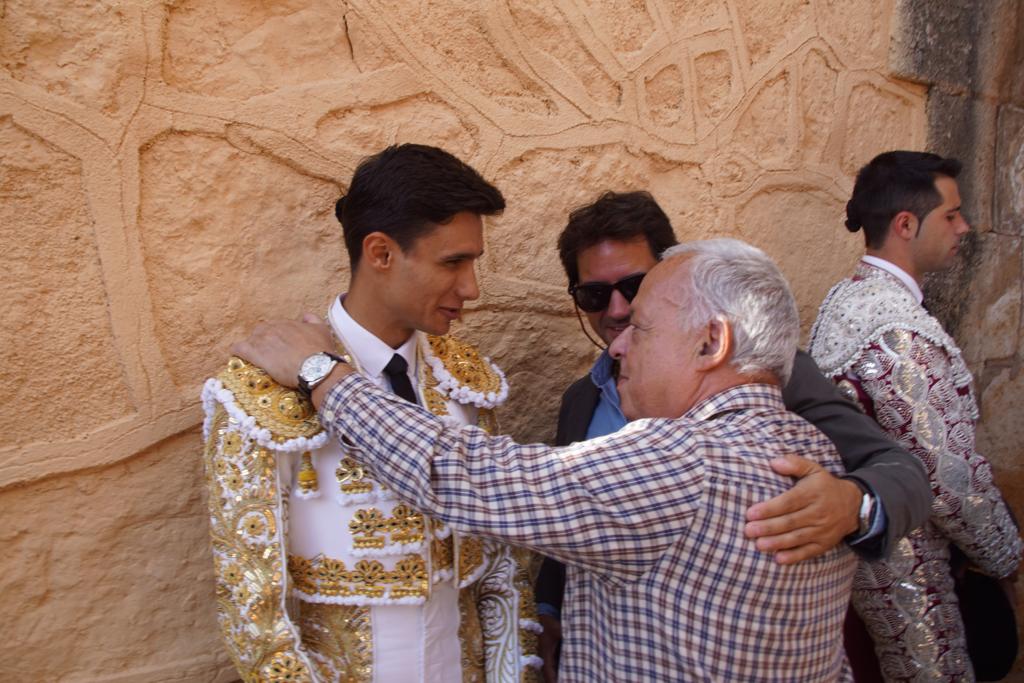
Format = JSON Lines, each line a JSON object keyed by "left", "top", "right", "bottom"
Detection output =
{"left": 320, "top": 374, "right": 704, "bottom": 578}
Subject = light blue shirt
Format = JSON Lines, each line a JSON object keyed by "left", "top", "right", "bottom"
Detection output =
{"left": 585, "top": 351, "right": 628, "bottom": 440}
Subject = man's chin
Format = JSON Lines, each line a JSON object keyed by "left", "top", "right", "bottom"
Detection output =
{"left": 619, "top": 397, "right": 638, "bottom": 421}
{"left": 425, "top": 318, "right": 453, "bottom": 337}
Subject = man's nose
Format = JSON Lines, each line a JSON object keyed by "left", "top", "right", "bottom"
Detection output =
{"left": 956, "top": 215, "right": 971, "bottom": 236}
{"left": 458, "top": 266, "right": 480, "bottom": 301}
{"left": 607, "top": 289, "right": 631, "bottom": 319}
{"left": 609, "top": 325, "right": 631, "bottom": 359}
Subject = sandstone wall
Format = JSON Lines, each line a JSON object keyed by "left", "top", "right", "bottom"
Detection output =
{"left": 0, "top": 1, "right": 1013, "bottom": 681}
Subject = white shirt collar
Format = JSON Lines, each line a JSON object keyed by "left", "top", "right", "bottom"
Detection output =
{"left": 328, "top": 295, "right": 418, "bottom": 382}
{"left": 861, "top": 255, "right": 924, "bottom": 304}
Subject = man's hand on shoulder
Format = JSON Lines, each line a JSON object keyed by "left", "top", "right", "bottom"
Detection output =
{"left": 744, "top": 454, "right": 861, "bottom": 565}
{"left": 231, "top": 314, "right": 344, "bottom": 390}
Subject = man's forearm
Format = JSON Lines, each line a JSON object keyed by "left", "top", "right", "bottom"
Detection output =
{"left": 316, "top": 374, "right": 565, "bottom": 549}
{"left": 317, "top": 374, "right": 698, "bottom": 576}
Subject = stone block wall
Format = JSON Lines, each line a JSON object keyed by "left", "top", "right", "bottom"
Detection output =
{"left": 0, "top": 1, "right": 1014, "bottom": 680}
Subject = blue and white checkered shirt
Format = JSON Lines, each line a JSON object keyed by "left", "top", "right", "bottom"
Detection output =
{"left": 321, "top": 375, "right": 856, "bottom": 681}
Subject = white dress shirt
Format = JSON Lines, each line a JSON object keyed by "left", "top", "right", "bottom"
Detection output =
{"left": 329, "top": 295, "right": 419, "bottom": 394}
{"left": 861, "top": 255, "right": 924, "bottom": 304}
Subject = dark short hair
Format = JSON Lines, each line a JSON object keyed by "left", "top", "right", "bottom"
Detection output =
{"left": 335, "top": 144, "right": 505, "bottom": 267}
{"left": 557, "top": 191, "right": 678, "bottom": 286}
{"left": 846, "top": 151, "right": 962, "bottom": 249}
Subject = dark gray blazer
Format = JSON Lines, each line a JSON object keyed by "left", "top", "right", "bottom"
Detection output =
{"left": 536, "top": 350, "right": 932, "bottom": 614}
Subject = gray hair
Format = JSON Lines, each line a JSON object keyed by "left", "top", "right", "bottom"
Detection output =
{"left": 662, "top": 239, "right": 799, "bottom": 383}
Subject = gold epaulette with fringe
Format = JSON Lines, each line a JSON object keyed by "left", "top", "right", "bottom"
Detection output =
{"left": 425, "top": 335, "right": 509, "bottom": 409}
{"left": 217, "top": 356, "right": 322, "bottom": 440}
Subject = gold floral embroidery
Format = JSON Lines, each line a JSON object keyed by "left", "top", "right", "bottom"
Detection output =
{"left": 288, "top": 554, "right": 431, "bottom": 601}
{"left": 391, "top": 557, "right": 429, "bottom": 598}
{"left": 223, "top": 466, "right": 243, "bottom": 492}
{"left": 422, "top": 365, "right": 450, "bottom": 416}
{"left": 428, "top": 335, "right": 504, "bottom": 396}
{"left": 240, "top": 512, "right": 267, "bottom": 538}
{"left": 513, "top": 548, "right": 543, "bottom": 681}
{"left": 353, "top": 560, "right": 387, "bottom": 598}
{"left": 458, "top": 587, "right": 486, "bottom": 682}
{"left": 233, "top": 583, "right": 252, "bottom": 605}
{"left": 349, "top": 508, "right": 388, "bottom": 549}
{"left": 220, "top": 561, "right": 244, "bottom": 586}
{"left": 389, "top": 504, "right": 425, "bottom": 544}
{"left": 288, "top": 555, "right": 316, "bottom": 595}
{"left": 297, "top": 601, "right": 372, "bottom": 682}
{"left": 222, "top": 431, "right": 243, "bottom": 455}
{"left": 221, "top": 357, "right": 321, "bottom": 440}
{"left": 349, "top": 506, "right": 427, "bottom": 550}
{"left": 316, "top": 558, "right": 349, "bottom": 597}
{"left": 206, "top": 401, "right": 317, "bottom": 678}
{"left": 432, "top": 534, "right": 455, "bottom": 575}
{"left": 260, "top": 652, "right": 312, "bottom": 682}
{"left": 457, "top": 536, "right": 485, "bottom": 585}
{"left": 336, "top": 456, "right": 373, "bottom": 495}
{"left": 519, "top": 629, "right": 539, "bottom": 663}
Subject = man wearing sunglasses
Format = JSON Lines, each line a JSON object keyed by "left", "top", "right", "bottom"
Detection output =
{"left": 534, "top": 191, "right": 934, "bottom": 681}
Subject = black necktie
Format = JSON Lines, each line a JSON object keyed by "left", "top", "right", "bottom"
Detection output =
{"left": 383, "top": 354, "right": 418, "bottom": 404}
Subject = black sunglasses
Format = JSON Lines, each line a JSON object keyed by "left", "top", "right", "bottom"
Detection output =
{"left": 569, "top": 273, "right": 646, "bottom": 313}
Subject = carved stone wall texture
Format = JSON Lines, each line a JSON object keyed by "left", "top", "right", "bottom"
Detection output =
{"left": 0, "top": 1, "right": 1014, "bottom": 680}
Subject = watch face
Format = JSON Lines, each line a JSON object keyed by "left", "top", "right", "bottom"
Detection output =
{"left": 300, "top": 353, "right": 335, "bottom": 382}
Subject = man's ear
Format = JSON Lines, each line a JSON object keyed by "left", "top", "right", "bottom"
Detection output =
{"left": 361, "top": 232, "right": 399, "bottom": 272}
{"left": 697, "top": 317, "right": 732, "bottom": 370}
{"left": 890, "top": 211, "right": 918, "bottom": 242}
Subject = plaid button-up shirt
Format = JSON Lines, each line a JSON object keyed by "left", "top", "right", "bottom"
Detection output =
{"left": 322, "top": 376, "right": 856, "bottom": 681}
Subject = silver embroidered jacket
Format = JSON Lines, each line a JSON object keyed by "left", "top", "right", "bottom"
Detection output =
{"left": 810, "top": 262, "right": 1022, "bottom": 682}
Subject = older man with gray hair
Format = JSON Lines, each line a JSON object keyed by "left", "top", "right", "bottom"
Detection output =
{"left": 233, "top": 238, "right": 858, "bottom": 681}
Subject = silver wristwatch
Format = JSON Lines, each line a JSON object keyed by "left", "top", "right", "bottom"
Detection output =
{"left": 854, "top": 486, "right": 877, "bottom": 538}
{"left": 297, "top": 352, "right": 346, "bottom": 397}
